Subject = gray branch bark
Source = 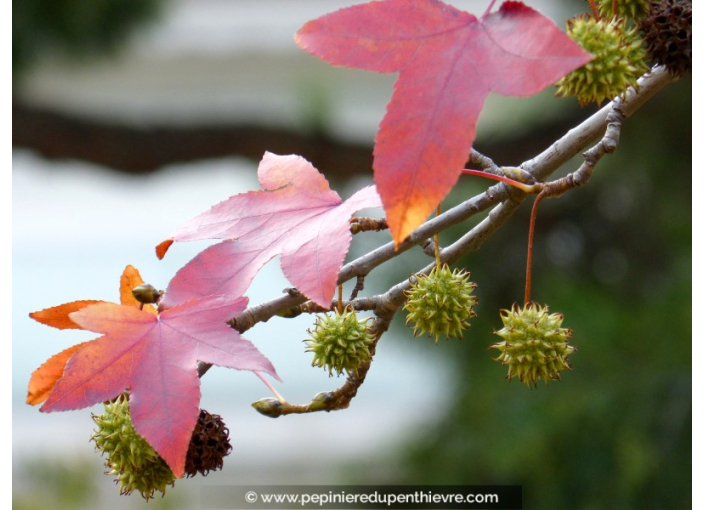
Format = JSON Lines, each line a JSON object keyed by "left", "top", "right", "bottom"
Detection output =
{"left": 234, "top": 66, "right": 676, "bottom": 333}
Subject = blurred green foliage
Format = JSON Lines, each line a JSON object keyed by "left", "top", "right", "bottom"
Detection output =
{"left": 366, "top": 76, "right": 691, "bottom": 508}
{"left": 13, "top": 0, "right": 164, "bottom": 76}
{"left": 13, "top": 454, "right": 190, "bottom": 510}
{"left": 13, "top": 457, "right": 97, "bottom": 510}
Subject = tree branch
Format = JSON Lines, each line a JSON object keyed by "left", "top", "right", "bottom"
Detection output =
{"left": 208, "top": 67, "right": 676, "bottom": 412}
{"left": 12, "top": 101, "right": 374, "bottom": 179}
{"left": 13, "top": 99, "right": 589, "bottom": 178}
{"left": 524, "top": 66, "right": 675, "bottom": 181}
{"left": 237, "top": 66, "right": 675, "bottom": 330}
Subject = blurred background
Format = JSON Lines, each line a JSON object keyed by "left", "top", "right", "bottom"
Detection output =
{"left": 13, "top": 0, "right": 691, "bottom": 508}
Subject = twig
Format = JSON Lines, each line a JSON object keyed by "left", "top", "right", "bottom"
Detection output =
{"left": 350, "top": 217, "right": 388, "bottom": 234}
{"left": 467, "top": 149, "right": 500, "bottom": 172}
{"left": 349, "top": 275, "right": 365, "bottom": 301}
{"left": 524, "top": 66, "right": 674, "bottom": 181}
{"left": 251, "top": 305, "right": 396, "bottom": 417}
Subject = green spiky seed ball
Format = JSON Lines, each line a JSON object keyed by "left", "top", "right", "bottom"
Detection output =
{"left": 91, "top": 394, "right": 176, "bottom": 499}
{"left": 490, "top": 303, "right": 575, "bottom": 388}
{"left": 304, "top": 308, "right": 373, "bottom": 376}
{"left": 556, "top": 16, "right": 649, "bottom": 105}
{"left": 597, "top": 0, "right": 651, "bottom": 20}
{"left": 404, "top": 264, "right": 478, "bottom": 345}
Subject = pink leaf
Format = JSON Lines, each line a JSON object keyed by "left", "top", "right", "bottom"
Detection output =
{"left": 157, "top": 152, "right": 382, "bottom": 308}
{"left": 40, "top": 297, "right": 278, "bottom": 477}
{"left": 295, "top": 0, "right": 591, "bottom": 245}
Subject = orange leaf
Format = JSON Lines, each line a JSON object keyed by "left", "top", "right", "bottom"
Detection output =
{"left": 41, "top": 297, "right": 278, "bottom": 477}
{"left": 119, "top": 265, "right": 146, "bottom": 306}
{"left": 156, "top": 239, "right": 173, "bottom": 260}
{"left": 119, "top": 265, "right": 157, "bottom": 314}
{"left": 28, "top": 265, "right": 156, "bottom": 404}
{"left": 29, "top": 300, "right": 105, "bottom": 330}
{"left": 26, "top": 341, "right": 93, "bottom": 405}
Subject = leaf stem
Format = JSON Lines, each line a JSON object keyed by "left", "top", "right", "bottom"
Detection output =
{"left": 524, "top": 190, "right": 547, "bottom": 305}
{"left": 462, "top": 168, "right": 539, "bottom": 194}
{"left": 434, "top": 205, "right": 441, "bottom": 268}
{"left": 588, "top": 0, "right": 600, "bottom": 19}
{"left": 483, "top": 0, "right": 498, "bottom": 18}
{"left": 254, "top": 371, "right": 287, "bottom": 403}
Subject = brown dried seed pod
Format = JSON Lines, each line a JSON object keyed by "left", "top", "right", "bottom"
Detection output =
{"left": 184, "top": 409, "right": 233, "bottom": 477}
{"left": 639, "top": 0, "right": 692, "bottom": 77}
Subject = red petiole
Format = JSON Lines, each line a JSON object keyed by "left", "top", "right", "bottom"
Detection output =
{"left": 462, "top": 168, "right": 539, "bottom": 194}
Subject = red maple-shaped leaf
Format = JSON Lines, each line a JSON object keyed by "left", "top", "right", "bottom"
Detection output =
{"left": 27, "top": 265, "right": 157, "bottom": 405}
{"left": 295, "top": 0, "right": 591, "bottom": 245}
{"left": 40, "top": 296, "right": 278, "bottom": 477}
{"left": 156, "top": 152, "right": 382, "bottom": 309}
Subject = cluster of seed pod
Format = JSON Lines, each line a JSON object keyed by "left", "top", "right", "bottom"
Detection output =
{"left": 556, "top": 0, "right": 690, "bottom": 106}
{"left": 91, "top": 394, "right": 232, "bottom": 499}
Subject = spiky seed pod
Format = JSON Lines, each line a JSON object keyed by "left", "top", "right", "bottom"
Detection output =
{"left": 638, "top": 0, "right": 692, "bottom": 77}
{"left": 490, "top": 303, "right": 575, "bottom": 388}
{"left": 556, "top": 16, "right": 649, "bottom": 105}
{"left": 597, "top": 0, "right": 651, "bottom": 21}
{"left": 404, "top": 264, "right": 478, "bottom": 345}
{"left": 304, "top": 307, "right": 374, "bottom": 376}
{"left": 91, "top": 394, "right": 175, "bottom": 499}
{"left": 184, "top": 410, "right": 232, "bottom": 477}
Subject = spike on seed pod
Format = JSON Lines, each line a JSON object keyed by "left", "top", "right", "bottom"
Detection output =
{"left": 91, "top": 394, "right": 175, "bottom": 499}
{"left": 490, "top": 303, "right": 575, "bottom": 388}
{"left": 304, "top": 307, "right": 374, "bottom": 377}
{"left": 184, "top": 409, "right": 232, "bottom": 478}
{"left": 403, "top": 264, "right": 478, "bottom": 345}
{"left": 597, "top": 0, "right": 651, "bottom": 21}
{"left": 556, "top": 15, "right": 649, "bottom": 105}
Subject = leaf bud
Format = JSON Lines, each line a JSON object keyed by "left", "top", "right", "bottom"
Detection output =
{"left": 251, "top": 398, "right": 284, "bottom": 418}
{"left": 131, "top": 284, "right": 163, "bottom": 304}
{"left": 308, "top": 391, "right": 335, "bottom": 411}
